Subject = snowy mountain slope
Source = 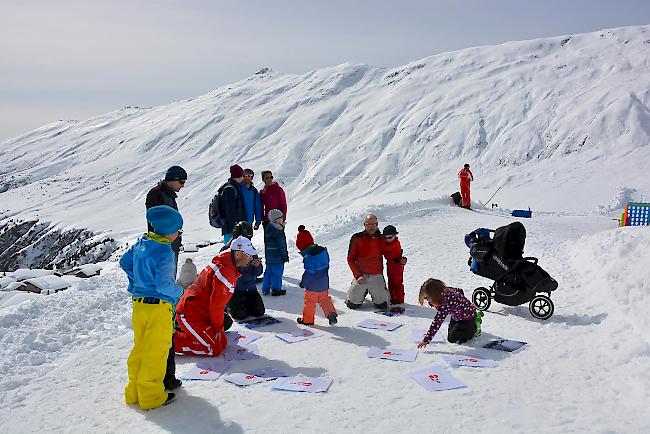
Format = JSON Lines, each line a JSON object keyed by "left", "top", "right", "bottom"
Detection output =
{"left": 1, "top": 203, "right": 648, "bottom": 433}
{"left": 1, "top": 25, "right": 650, "bottom": 247}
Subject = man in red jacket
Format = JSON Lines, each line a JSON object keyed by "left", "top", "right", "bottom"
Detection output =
{"left": 260, "top": 170, "right": 287, "bottom": 222}
{"left": 174, "top": 236, "right": 257, "bottom": 357}
{"left": 345, "top": 214, "right": 390, "bottom": 310}
{"left": 458, "top": 163, "right": 474, "bottom": 209}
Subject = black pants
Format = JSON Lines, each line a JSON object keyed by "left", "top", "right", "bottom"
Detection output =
{"left": 164, "top": 251, "right": 180, "bottom": 386}
{"left": 227, "top": 291, "right": 265, "bottom": 321}
{"left": 447, "top": 318, "right": 477, "bottom": 344}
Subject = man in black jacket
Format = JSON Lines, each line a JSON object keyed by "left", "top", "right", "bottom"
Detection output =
{"left": 146, "top": 166, "right": 186, "bottom": 266}
{"left": 220, "top": 164, "right": 247, "bottom": 244}
{"left": 144, "top": 165, "right": 187, "bottom": 392}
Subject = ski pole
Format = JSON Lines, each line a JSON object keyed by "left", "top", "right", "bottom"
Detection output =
{"left": 485, "top": 185, "right": 503, "bottom": 206}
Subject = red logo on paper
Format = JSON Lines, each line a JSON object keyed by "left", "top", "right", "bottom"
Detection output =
{"left": 383, "top": 351, "right": 396, "bottom": 356}
{"left": 245, "top": 375, "right": 255, "bottom": 380}
{"left": 294, "top": 382, "right": 312, "bottom": 387}
{"left": 428, "top": 374, "right": 441, "bottom": 383}
{"left": 461, "top": 358, "right": 479, "bottom": 363}
{"left": 200, "top": 370, "right": 209, "bottom": 375}
{"left": 379, "top": 324, "right": 387, "bottom": 327}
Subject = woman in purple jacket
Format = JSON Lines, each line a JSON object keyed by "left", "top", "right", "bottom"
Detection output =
{"left": 416, "top": 278, "right": 483, "bottom": 347}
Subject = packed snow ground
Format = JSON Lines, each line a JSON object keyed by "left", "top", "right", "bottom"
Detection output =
{"left": 1, "top": 200, "right": 649, "bottom": 433}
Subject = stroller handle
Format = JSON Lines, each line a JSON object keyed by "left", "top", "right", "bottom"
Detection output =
{"left": 523, "top": 256, "right": 538, "bottom": 265}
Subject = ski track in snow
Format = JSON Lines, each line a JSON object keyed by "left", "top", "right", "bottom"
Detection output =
{"left": 1, "top": 203, "right": 649, "bottom": 433}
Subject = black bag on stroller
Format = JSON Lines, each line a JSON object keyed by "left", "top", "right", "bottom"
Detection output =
{"left": 465, "top": 222, "right": 558, "bottom": 320}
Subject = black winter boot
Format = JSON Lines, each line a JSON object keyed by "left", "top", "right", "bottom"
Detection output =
{"left": 297, "top": 317, "right": 314, "bottom": 325}
{"left": 327, "top": 312, "right": 338, "bottom": 326}
{"left": 345, "top": 300, "right": 361, "bottom": 310}
{"left": 163, "top": 392, "right": 176, "bottom": 406}
{"left": 164, "top": 378, "right": 182, "bottom": 391}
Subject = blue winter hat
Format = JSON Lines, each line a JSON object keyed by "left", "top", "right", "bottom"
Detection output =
{"left": 146, "top": 205, "right": 183, "bottom": 235}
{"left": 164, "top": 166, "right": 187, "bottom": 182}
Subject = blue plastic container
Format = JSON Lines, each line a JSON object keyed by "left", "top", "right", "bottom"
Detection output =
{"left": 511, "top": 209, "right": 532, "bottom": 218}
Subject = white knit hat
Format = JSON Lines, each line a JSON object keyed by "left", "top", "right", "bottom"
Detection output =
{"left": 229, "top": 235, "right": 258, "bottom": 257}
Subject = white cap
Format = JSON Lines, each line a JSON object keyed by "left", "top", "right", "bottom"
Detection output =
{"left": 230, "top": 235, "right": 258, "bottom": 257}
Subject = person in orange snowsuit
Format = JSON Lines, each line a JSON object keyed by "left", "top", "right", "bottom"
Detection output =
{"left": 382, "top": 225, "right": 407, "bottom": 305}
{"left": 458, "top": 163, "right": 474, "bottom": 209}
{"left": 173, "top": 236, "right": 257, "bottom": 357}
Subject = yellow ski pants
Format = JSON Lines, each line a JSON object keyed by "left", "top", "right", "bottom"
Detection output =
{"left": 124, "top": 298, "right": 173, "bottom": 410}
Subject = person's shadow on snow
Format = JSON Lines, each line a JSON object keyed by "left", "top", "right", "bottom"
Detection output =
{"left": 310, "top": 324, "right": 391, "bottom": 349}
{"left": 421, "top": 332, "right": 519, "bottom": 362}
{"left": 143, "top": 392, "right": 244, "bottom": 434}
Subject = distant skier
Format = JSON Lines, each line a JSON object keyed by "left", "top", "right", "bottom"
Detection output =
{"left": 458, "top": 163, "right": 474, "bottom": 209}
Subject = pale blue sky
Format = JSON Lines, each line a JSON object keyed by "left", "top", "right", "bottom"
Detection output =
{"left": 1, "top": 0, "right": 649, "bottom": 141}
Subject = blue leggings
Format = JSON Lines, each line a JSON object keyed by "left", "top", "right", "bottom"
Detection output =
{"left": 262, "top": 263, "right": 284, "bottom": 293}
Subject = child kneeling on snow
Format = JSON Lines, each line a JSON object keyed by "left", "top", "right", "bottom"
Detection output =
{"left": 120, "top": 205, "right": 184, "bottom": 410}
{"left": 174, "top": 236, "right": 257, "bottom": 357}
{"left": 296, "top": 225, "right": 337, "bottom": 326}
{"left": 416, "top": 278, "right": 483, "bottom": 348}
{"left": 221, "top": 222, "right": 265, "bottom": 321}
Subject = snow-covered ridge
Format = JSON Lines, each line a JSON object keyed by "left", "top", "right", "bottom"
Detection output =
{"left": 1, "top": 25, "right": 649, "bottom": 244}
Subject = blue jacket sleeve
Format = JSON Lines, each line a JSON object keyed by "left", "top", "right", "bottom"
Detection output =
{"left": 279, "top": 231, "right": 289, "bottom": 262}
{"left": 154, "top": 251, "right": 183, "bottom": 304}
{"left": 254, "top": 190, "right": 262, "bottom": 225}
{"left": 119, "top": 247, "right": 135, "bottom": 294}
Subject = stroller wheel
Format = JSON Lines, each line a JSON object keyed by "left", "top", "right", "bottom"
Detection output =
{"left": 529, "top": 295, "right": 554, "bottom": 320}
{"left": 472, "top": 287, "right": 491, "bottom": 311}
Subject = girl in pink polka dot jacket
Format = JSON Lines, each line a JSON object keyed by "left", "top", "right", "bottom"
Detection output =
{"left": 417, "top": 278, "right": 483, "bottom": 348}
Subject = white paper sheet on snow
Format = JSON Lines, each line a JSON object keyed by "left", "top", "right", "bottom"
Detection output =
{"left": 226, "top": 330, "right": 263, "bottom": 347}
{"left": 223, "top": 373, "right": 269, "bottom": 387}
{"left": 271, "top": 376, "right": 333, "bottom": 393}
{"left": 195, "top": 359, "right": 231, "bottom": 373}
{"left": 411, "top": 328, "right": 446, "bottom": 344}
{"left": 178, "top": 364, "right": 224, "bottom": 381}
{"left": 409, "top": 365, "right": 467, "bottom": 391}
{"left": 223, "top": 344, "right": 260, "bottom": 361}
{"left": 276, "top": 328, "right": 324, "bottom": 343}
{"left": 356, "top": 319, "right": 402, "bottom": 331}
{"left": 441, "top": 354, "right": 497, "bottom": 368}
{"left": 367, "top": 346, "right": 417, "bottom": 362}
{"left": 247, "top": 367, "right": 288, "bottom": 379}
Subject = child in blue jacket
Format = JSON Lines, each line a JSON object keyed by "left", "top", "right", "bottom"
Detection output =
{"left": 120, "top": 205, "right": 184, "bottom": 410}
{"left": 262, "top": 209, "right": 288, "bottom": 296}
{"left": 295, "top": 225, "right": 337, "bottom": 326}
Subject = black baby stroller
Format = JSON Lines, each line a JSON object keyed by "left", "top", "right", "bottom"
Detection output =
{"left": 465, "top": 222, "right": 558, "bottom": 320}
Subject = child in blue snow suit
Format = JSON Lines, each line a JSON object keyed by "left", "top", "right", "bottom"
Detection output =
{"left": 120, "top": 205, "right": 184, "bottom": 410}
{"left": 262, "top": 209, "right": 289, "bottom": 296}
{"left": 295, "top": 225, "right": 337, "bottom": 326}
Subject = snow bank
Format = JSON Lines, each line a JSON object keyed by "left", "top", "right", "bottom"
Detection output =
{"left": 566, "top": 226, "right": 650, "bottom": 337}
